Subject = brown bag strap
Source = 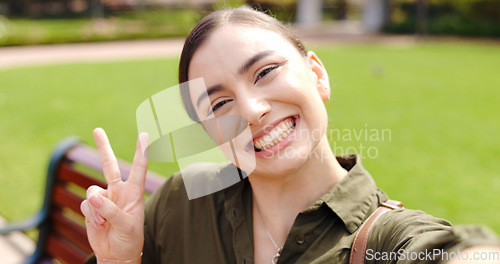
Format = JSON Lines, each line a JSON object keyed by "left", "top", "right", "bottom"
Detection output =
{"left": 349, "top": 200, "right": 404, "bottom": 264}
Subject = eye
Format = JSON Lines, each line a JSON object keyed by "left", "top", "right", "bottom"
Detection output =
{"left": 254, "top": 64, "right": 280, "bottom": 84}
{"left": 208, "top": 98, "right": 232, "bottom": 116}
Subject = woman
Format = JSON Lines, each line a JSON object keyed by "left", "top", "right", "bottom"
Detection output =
{"left": 81, "top": 6, "right": 500, "bottom": 264}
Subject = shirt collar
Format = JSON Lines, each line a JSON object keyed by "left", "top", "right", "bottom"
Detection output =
{"left": 223, "top": 154, "right": 381, "bottom": 234}
{"left": 305, "top": 154, "right": 381, "bottom": 233}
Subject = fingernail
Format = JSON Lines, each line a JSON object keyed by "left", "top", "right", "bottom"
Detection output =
{"left": 138, "top": 132, "right": 149, "bottom": 156}
{"left": 95, "top": 212, "right": 106, "bottom": 224}
{"left": 89, "top": 195, "right": 103, "bottom": 208}
{"left": 93, "top": 127, "right": 103, "bottom": 137}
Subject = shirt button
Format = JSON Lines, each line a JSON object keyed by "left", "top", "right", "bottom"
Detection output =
{"left": 296, "top": 234, "right": 305, "bottom": 244}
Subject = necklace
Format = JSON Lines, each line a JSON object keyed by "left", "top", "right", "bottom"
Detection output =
{"left": 255, "top": 204, "right": 282, "bottom": 264}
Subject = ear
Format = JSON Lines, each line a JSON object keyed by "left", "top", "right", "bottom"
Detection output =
{"left": 307, "top": 51, "right": 330, "bottom": 102}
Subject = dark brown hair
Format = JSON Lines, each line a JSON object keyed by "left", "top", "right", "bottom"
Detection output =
{"left": 178, "top": 6, "right": 307, "bottom": 121}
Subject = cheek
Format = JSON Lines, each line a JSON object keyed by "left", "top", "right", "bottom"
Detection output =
{"left": 279, "top": 69, "right": 329, "bottom": 132}
{"left": 275, "top": 68, "right": 320, "bottom": 106}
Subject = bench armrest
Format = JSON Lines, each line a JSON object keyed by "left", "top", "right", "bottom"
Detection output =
{"left": 0, "top": 212, "right": 44, "bottom": 235}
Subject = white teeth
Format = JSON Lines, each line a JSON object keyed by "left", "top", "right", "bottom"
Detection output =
{"left": 253, "top": 118, "right": 295, "bottom": 151}
{"left": 255, "top": 141, "right": 262, "bottom": 149}
{"left": 270, "top": 130, "right": 279, "bottom": 139}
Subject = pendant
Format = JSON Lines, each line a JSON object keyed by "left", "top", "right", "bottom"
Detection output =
{"left": 271, "top": 249, "right": 281, "bottom": 264}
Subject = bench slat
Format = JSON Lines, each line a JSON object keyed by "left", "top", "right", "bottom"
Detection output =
{"left": 45, "top": 233, "right": 87, "bottom": 264}
{"left": 49, "top": 211, "right": 92, "bottom": 254}
{"left": 66, "top": 144, "right": 166, "bottom": 193}
{"left": 58, "top": 162, "right": 106, "bottom": 190}
{"left": 52, "top": 184, "right": 84, "bottom": 217}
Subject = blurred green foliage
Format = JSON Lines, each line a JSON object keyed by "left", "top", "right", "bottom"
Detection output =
{"left": 0, "top": 9, "right": 201, "bottom": 46}
{"left": 0, "top": 1, "right": 299, "bottom": 46}
{"left": 244, "top": 0, "right": 297, "bottom": 23}
{"left": 386, "top": 0, "right": 500, "bottom": 37}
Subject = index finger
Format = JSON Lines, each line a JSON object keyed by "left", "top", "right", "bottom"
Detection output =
{"left": 93, "top": 128, "right": 122, "bottom": 190}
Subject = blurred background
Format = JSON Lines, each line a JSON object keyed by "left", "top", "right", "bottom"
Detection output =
{"left": 0, "top": 0, "right": 499, "bottom": 255}
{"left": 0, "top": 0, "right": 500, "bottom": 45}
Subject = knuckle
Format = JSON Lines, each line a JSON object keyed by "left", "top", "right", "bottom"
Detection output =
{"left": 102, "top": 158, "right": 113, "bottom": 167}
{"left": 86, "top": 185, "right": 100, "bottom": 197}
{"left": 105, "top": 204, "right": 120, "bottom": 221}
{"left": 135, "top": 162, "right": 148, "bottom": 172}
{"left": 107, "top": 206, "right": 120, "bottom": 221}
{"left": 95, "top": 197, "right": 119, "bottom": 221}
{"left": 103, "top": 167, "right": 121, "bottom": 179}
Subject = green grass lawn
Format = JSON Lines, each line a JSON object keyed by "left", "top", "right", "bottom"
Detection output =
{"left": 0, "top": 42, "right": 499, "bottom": 235}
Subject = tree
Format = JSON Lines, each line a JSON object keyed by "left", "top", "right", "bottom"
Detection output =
{"left": 89, "top": 0, "right": 104, "bottom": 18}
{"left": 296, "top": 0, "right": 322, "bottom": 27}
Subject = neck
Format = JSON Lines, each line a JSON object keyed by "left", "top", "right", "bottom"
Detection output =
{"left": 249, "top": 136, "right": 348, "bottom": 241}
{"left": 250, "top": 137, "right": 347, "bottom": 210}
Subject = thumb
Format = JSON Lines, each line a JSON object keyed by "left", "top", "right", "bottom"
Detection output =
{"left": 89, "top": 195, "right": 128, "bottom": 227}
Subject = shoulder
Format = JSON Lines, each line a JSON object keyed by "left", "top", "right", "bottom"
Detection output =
{"left": 366, "top": 208, "right": 499, "bottom": 263}
{"left": 370, "top": 208, "right": 453, "bottom": 248}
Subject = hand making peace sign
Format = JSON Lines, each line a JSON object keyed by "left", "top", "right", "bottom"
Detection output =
{"left": 80, "top": 128, "right": 148, "bottom": 264}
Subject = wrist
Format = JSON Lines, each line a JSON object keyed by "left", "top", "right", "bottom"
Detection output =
{"left": 96, "top": 252, "right": 142, "bottom": 264}
{"left": 97, "top": 261, "right": 140, "bottom": 264}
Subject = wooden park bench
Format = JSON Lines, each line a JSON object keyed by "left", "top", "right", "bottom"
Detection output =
{"left": 0, "top": 137, "right": 166, "bottom": 264}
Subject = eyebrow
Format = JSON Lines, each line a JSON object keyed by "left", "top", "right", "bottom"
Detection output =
{"left": 195, "top": 50, "right": 275, "bottom": 109}
{"left": 196, "top": 84, "right": 223, "bottom": 108}
{"left": 238, "top": 50, "right": 275, "bottom": 75}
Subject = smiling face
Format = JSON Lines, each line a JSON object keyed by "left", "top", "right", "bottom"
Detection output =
{"left": 187, "top": 24, "right": 331, "bottom": 177}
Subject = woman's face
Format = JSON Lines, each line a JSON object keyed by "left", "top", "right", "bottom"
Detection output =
{"left": 188, "top": 24, "right": 331, "bottom": 177}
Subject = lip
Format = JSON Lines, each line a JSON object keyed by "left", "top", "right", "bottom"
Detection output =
{"left": 246, "top": 115, "right": 299, "bottom": 158}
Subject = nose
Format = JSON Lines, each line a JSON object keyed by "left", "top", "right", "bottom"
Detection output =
{"left": 238, "top": 94, "right": 271, "bottom": 126}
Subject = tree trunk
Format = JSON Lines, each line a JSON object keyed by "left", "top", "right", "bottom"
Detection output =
{"left": 296, "top": 0, "right": 323, "bottom": 27}
{"left": 416, "top": 0, "right": 428, "bottom": 36}
{"left": 362, "top": 0, "right": 392, "bottom": 33}
{"left": 89, "top": 0, "right": 104, "bottom": 18}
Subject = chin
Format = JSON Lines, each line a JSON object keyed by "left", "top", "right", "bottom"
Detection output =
{"left": 251, "top": 145, "right": 312, "bottom": 177}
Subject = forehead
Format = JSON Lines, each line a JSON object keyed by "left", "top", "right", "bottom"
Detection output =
{"left": 188, "top": 24, "right": 300, "bottom": 78}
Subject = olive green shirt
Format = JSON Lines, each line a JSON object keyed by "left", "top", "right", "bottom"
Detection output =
{"left": 87, "top": 155, "right": 499, "bottom": 263}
